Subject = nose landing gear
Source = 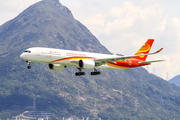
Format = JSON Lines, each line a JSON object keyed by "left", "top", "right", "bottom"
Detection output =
{"left": 26, "top": 61, "right": 31, "bottom": 69}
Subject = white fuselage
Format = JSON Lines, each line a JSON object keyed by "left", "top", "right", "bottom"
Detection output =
{"left": 20, "top": 47, "right": 122, "bottom": 70}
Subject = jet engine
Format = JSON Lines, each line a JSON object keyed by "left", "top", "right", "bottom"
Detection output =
{"left": 49, "top": 64, "right": 65, "bottom": 71}
{"left": 79, "top": 59, "right": 95, "bottom": 69}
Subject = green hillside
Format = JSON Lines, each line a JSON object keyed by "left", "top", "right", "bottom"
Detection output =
{"left": 0, "top": 0, "right": 180, "bottom": 119}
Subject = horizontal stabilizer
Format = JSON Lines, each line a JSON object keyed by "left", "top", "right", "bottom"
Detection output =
{"left": 139, "top": 60, "right": 165, "bottom": 65}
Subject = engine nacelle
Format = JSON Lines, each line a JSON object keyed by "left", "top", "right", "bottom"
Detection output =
{"left": 79, "top": 59, "right": 95, "bottom": 69}
{"left": 49, "top": 64, "right": 65, "bottom": 71}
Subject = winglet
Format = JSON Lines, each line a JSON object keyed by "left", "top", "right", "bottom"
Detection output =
{"left": 156, "top": 48, "right": 163, "bottom": 53}
{"left": 148, "top": 48, "right": 163, "bottom": 55}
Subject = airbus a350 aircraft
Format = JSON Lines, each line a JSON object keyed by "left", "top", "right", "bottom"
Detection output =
{"left": 20, "top": 39, "right": 164, "bottom": 76}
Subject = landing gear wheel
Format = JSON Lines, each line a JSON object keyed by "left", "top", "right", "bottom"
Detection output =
{"left": 27, "top": 66, "right": 31, "bottom": 69}
{"left": 75, "top": 72, "right": 79, "bottom": 76}
{"left": 81, "top": 72, "right": 85, "bottom": 75}
{"left": 75, "top": 69, "right": 85, "bottom": 76}
{"left": 91, "top": 69, "right": 101, "bottom": 76}
{"left": 27, "top": 61, "right": 31, "bottom": 69}
{"left": 97, "top": 71, "right": 101, "bottom": 75}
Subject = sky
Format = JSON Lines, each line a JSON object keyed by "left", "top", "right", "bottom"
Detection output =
{"left": 0, "top": 0, "right": 180, "bottom": 80}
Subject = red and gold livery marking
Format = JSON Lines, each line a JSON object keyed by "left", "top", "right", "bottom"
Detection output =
{"left": 135, "top": 43, "right": 151, "bottom": 55}
{"left": 133, "top": 39, "right": 154, "bottom": 61}
{"left": 50, "top": 57, "right": 94, "bottom": 63}
{"left": 107, "top": 63, "right": 132, "bottom": 69}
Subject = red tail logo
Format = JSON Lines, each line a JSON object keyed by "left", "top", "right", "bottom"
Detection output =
{"left": 133, "top": 39, "right": 154, "bottom": 61}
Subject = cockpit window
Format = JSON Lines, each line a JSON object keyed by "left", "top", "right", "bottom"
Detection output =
{"left": 24, "top": 50, "right": 31, "bottom": 53}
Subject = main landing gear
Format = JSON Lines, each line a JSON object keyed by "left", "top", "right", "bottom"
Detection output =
{"left": 75, "top": 68, "right": 101, "bottom": 76}
{"left": 75, "top": 68, "right": 85, "bottom": 76}
{"left": 91, "top": 69, "right": 101, "bottom": 76}
{"left": 26, "top": 61, "right": 31, "bottom": 69}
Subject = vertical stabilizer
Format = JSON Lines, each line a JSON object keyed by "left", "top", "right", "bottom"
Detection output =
{"left": 133, "top": 39, "right": 154, "bottom": 61}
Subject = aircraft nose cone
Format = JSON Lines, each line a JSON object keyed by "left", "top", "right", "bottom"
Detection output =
{"left": 20, "top": 53, "right": 26, "bottom": 60}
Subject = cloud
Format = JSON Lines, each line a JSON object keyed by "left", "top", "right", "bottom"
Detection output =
{"left": 108, "top": 7, "right": 123, "bottom": 18}
{"left": 82, "top": 2, "right": 168, "bottom": 50}
{"left": 79, "top": 1, "right": 180, "bottom": 79}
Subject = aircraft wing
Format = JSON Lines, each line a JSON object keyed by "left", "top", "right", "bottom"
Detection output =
{"left": 68, "top": 60, "right": 79, "bottom": 67}
{"left": 138, "top": 60, "right": 165, "bottom": 65}
{"left": 95, "top": 48, "right": 163, "bottom": 66}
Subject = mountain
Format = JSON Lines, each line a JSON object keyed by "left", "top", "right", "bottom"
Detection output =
{"left": 169, "top": 75, "right": 180, "bottom": 87}
{"left": 1, "top": 0, "right": 180, "bottom": 119}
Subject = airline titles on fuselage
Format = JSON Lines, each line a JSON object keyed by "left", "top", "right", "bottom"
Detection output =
{"left": 49, "top": 50, "right": 87, "bottom": 57}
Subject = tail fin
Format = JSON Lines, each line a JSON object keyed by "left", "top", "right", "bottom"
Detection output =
{"left": 133, "top": 39, "right": 154, "bottom": 61}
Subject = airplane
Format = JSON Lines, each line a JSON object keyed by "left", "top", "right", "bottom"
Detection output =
{"left": 20, "top": 39, "right": 164, "bottom": 76}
